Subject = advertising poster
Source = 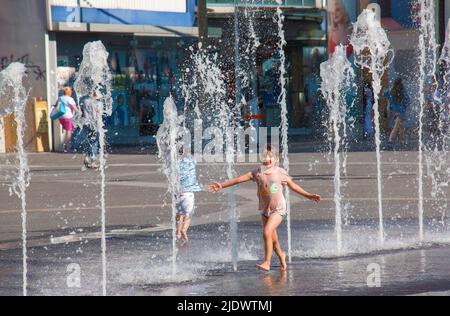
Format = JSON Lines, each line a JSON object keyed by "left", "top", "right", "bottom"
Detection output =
{"left": 327, "top": 0, "right": 415, "bottom": 56}
{"left": 327, "top": 0, "right": 358, "bottom": 56}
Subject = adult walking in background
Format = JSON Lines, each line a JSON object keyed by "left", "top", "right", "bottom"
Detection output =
{"left": 80, "top": 91, "right": 101, "bottom": 169}
{"left": 58, "top": 87, "right": 78, "bottom": 152}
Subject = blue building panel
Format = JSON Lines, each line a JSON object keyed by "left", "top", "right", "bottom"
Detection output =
{"left": 51, "top": 0, "right": 197, "bottom": 27}
{"left": 390, "top": 0, "right": 415, "bottom": 29}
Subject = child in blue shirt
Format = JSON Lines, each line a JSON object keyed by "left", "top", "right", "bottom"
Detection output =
{"left": 176, "top": 153, "right": 202, "bottom": 241}
{"left": 384, "top": 78, "right": 408, "bottom": 143}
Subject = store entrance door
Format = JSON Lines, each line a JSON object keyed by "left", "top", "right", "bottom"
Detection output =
{"left": 255, "top": 43, "right": 325, "bottom": 136}
{"left": 288, "top": 45, "right": 325, "bottom": 136}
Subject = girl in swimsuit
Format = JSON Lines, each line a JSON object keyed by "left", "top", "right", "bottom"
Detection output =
{"left": 208, "top": 147, "right": 321, "bottom": 272}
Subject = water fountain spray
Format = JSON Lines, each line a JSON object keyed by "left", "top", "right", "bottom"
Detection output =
{"left": 241, "top": 1, "right": 261, "bottom": 160}
{"left": 350, "top": 9, "right": 394, "bottom": 245}
{"left": 240, "top": 0, "right": 260, "bottom": 101}
{"left": 230, "top": 3, "right": 241, "bottom": 268}
{"left": 434, "top": 20, "right": 450, "bottom": 227}
{"left": 247, "top": 1, "right": 261, "bottom": 61}
{"left": 416, "top": 0, "right": 438, "bottom": 240}
{"left": 156, "top": 96, "right": 184, "bottom": 277}
{"left": 182, "top": 42, "right": 239, "bottom": 270}
{"left": 73, "top": 41, "right": 113, "bottom": 296}
{"left": 320, "top": 45, "right": 356, "bottom": 255}
{"left": 234, "top": 0, "right": 243, "bottom": 122}
{"left": 0, "top": 62, "right": 29, "bottom": 296}
{"left": 275, "top": 0, "right": 292, "bottom": 263}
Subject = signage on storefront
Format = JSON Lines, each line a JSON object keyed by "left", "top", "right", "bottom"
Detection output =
{"left": 34, "top": 101, "right": 50, "bottom": 153}
{"left": 49, "top": 0, "right": 196, "bottom": 27}
{"left": 49, "top": 0, "right": 187, "bottom": 13}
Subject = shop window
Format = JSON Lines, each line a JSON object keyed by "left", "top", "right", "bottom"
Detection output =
{"left": 57, "top": 35, "right": 194, "bottom": 145}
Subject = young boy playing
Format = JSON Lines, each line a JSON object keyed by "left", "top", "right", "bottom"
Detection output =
{"left": 176, "top": 151, "right": 202, "bottom": 242}
{"left": 208, "top": 147, "right": 321, "bottom": 271}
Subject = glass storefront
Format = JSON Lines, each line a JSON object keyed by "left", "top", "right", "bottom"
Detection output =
{"left": 205, "top": 5, "right": 327, "bottom": 136}
{"left": 228, "top": 42, "right": 326, "bottom": 136}
{"left": 256, "top": 43, "right": 326, "bottom": 136}
{"left": 54, "top": 2, "right": 327, "bottom": 147}
{"left": 327, "top": 0, "right": 421, "bottom": 137}
{"left": 286, "top": 46, "right": 326, "bottom": 133}
{"left": 56, "top": 33, "right": 194, "bottom": 146}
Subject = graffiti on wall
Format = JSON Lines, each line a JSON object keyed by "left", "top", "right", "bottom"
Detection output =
{"left": 0, "top": 54, "right": 46, "bottom": 81}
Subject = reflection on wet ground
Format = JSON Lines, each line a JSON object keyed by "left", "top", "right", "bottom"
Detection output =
{"left": 1, "top": 220, "right": 450, "bottom": 296}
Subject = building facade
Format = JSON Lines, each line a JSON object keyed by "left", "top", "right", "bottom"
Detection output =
{"left": 206, "top": 0, "right": 327, "bottom": 137}
{"left": 0, "top": 0, "right": 201, "bottom": 152}
{"left": 0, "top": 0, "right": 48, "bottom": 153}
{"left": 1, "top": 0, "right": 448, "bottom": 152}
{"left": 1, "top": 0, "right": 327, "bottom": 152}
{"left": 47, "top": 0, "right": 199, "bottom": 149}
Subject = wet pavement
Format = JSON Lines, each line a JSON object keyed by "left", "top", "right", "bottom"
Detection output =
{"left": 1, "top": 220, "right": 450, "bottom": 296}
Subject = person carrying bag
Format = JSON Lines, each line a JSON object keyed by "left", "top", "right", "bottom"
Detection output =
{"left": 52, "top": 87, "right": 78, "bottom": 152}
{"left": 50, "top": 97, "right": 67, "bottom": 120}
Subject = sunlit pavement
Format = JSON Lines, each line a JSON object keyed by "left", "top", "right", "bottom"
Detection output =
{"left": 1, "top": 151, "right": 448, "bottom": 244}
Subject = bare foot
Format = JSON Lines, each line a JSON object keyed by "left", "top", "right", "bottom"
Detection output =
{"left": 279, "top": 252, "right": 287, "bottom": 271}
{"left": 176, "top": 232, "right": 182, "bottom": 240}
{"left": 257, "top": 262, "right": 271, "bottom": 272}
{"left": 181, "top": 230, "right": 188, "bottom": 241}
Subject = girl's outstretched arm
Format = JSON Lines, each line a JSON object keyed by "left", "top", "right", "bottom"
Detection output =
{"left": 287, "top": 179, "right": 321, "bottom": 202}
{"left": 208, "top": 172, "right": 253, "bottom": 193}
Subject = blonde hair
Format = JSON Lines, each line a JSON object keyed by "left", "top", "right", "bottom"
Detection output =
{"left": 261, "top": 146, "right": 280, "bottom": 162}
{"left": 63, "top": 87, "right": 72, "bottom": 96}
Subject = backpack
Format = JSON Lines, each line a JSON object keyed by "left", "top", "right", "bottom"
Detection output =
{"left": 50, "top": 98, "right": 67, "bottom": 120}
